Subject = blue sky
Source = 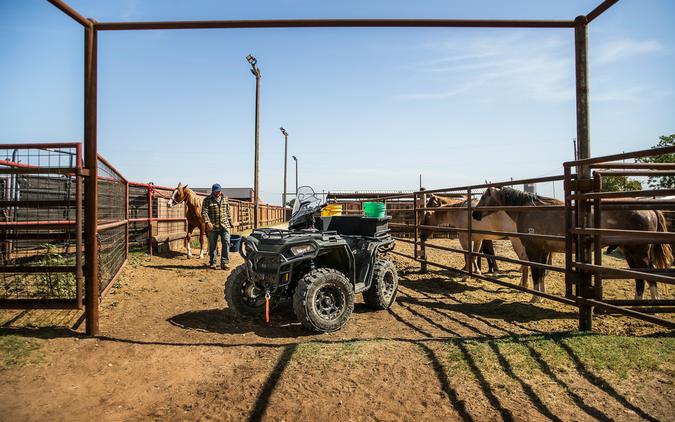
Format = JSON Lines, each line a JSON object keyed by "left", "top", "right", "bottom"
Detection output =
{"left": 1, "top": 0, "right": 674, "bottom": 204}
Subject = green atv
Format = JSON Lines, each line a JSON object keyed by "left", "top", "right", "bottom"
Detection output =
{"left": 225, "top": 186, "right": 398, "bottom": 333}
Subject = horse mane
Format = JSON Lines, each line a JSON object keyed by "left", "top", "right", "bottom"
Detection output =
{"left": 498, "top": 187, "right": 562, "bottom": 206}
{"left": 182, "top": 187, "right": 204, "bottom": 210}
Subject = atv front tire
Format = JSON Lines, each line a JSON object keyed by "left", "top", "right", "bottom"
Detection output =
{"left": 225, "top": 264, "right": 269, "bottom": 317}
{"left": 363, "top": 259, "right": 398, "bottom": 310}
{"left": 293, "top": 268, "right": 354, "bottom": 333}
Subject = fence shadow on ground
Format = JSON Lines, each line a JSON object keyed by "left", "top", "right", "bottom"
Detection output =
{"left": 0, "top": 322, "right": 665, "bottom": 422}
{"left": 1, "top": 265, "right": 667, "bottom": 422}
{"left": 397, "top": 296, "right": 577, "bottom": 322}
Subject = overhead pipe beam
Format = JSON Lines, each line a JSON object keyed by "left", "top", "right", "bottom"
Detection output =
{"left": 94, "top": 19, "right": 576, "bottom": 31}
{"left": 47, "top": 0, "right": 91, "bottom": 27}
{"left": 587, "top": 0, "right": 620, "bottom": 23}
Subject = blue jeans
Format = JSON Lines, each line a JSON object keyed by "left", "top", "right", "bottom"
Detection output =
{"left": 207, "top": 228, "right": 230, "bottom": 264}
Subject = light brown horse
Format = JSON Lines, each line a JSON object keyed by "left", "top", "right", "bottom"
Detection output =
{"left": 168, "top": 183, "right": 206, "bottom": 259}
{"left": 421, "top": 193, "right": 530, "bottom": 285}
{"left": 473, "top": 187, "right": 673, "bottom": 301}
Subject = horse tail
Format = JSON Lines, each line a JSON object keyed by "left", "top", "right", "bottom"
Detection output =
{"left": 649, "top": 211, "right": 673, "bottom": 269}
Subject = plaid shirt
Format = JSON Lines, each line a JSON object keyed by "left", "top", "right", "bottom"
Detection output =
{"left": 201, "top": 195, "right": 233, "bottom": 230}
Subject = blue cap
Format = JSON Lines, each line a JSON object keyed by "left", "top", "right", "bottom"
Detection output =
{"left": 212, "top": 183, "right": 222, "bottom": 193}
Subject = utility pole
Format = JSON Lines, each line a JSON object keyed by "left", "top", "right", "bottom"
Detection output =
{"left": 247, "top": 54, "right": 261, "bottom": 228}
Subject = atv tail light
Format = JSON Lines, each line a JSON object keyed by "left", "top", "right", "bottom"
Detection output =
{"left": 289, "top": 244, "right": 316, "bottom": 256}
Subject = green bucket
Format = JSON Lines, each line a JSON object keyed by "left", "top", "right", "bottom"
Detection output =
{"left": 363, "top": 202, "right": 386, "bottom": 218}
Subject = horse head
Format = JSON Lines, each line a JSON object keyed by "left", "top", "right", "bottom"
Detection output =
{"left": 472, "top": 187, "right": 501, "bottom": 221}
{"left": 168, "top": 182, "right": 188, "bottom": 208}
{"left": 426, "top": 194, "right": 443, "bottom": 208}
{"left": 420, "top": 210, "right": 437, "bottom": 242}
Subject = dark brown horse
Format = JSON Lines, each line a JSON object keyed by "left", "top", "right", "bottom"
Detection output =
{"left": 168, "top": 183, "right": 206, "bottom": 259}
{"left": 473, "top": 187, "right": 672, "bottom": 301}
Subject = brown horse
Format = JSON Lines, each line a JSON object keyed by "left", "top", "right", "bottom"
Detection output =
{"left": 168, "top": 183, "right": 206, "bottom": 259}
{"left": 421, "top": 193, "right": 530, "bottom": 284}
{"left": 473, "top": 187, "right": 673, "bottom": 301}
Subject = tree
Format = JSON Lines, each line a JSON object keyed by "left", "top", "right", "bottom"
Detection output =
{"left": 601, "top": 176, "right": 642, "bottom": 192}
{"left": 636, "top": 134, "right": 675, "bottom": 189}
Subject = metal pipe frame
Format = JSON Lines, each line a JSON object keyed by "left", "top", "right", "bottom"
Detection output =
{"left": 83, "top": 19, "right": 99, "bottom": 335}
{"left": 95, "top": 19, "right": 578, "bottom": 31}
{"left": 41, "top": 0, "right": 620, "bottom": 335}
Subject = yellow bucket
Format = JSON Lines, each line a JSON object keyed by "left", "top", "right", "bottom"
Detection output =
{"left": 321, "top": 204, "right": 343, "bottom": 217}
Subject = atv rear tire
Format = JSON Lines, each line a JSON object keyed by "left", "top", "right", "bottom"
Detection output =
{"left": 225, "top": 264, "right": 270, "bottom": 317}
{"left": 362, "top": 259, "right": 398, "bottom": 310}
{"left": 293, "top": 268, "right": 354, "bottom": 333}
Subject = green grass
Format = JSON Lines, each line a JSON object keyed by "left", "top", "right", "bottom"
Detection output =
{"left": 0, "top": 335, "right": 43, "bottom": 368}
{"left": 442, "top": 333, "right": 675, "bottom": 379}
{"left": 128, "top": 251, "right": 150, "bottom": 267}
{"left": 294, "top": 339, "right": 388, "bottom": 362}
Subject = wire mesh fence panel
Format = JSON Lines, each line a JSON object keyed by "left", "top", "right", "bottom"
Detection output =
{"left": 97, "top": 158, "right": 126, "bottom": 224}
{"left": 128, "top": 184, "right": 150, "bottom": 250}
{"left": 96, "top": 155, "right": 127, "bottom": 298}
{"left": 0, "top": 144, "right": 82, "bottom": 305}
{"left": 98, "top": 224, "right": 126, "bottom": 294}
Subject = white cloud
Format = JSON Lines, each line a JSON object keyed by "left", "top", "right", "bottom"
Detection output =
{"left": 594, "top": 39, "right": 664, "bottom": 65}
{"left": 401, "top": 32, "right": 574, "bottom": 102}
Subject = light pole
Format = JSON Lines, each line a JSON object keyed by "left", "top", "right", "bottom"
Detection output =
{"left": 247, "top": 54, "right": 261, "bottom": 228}
{"left": 292, "top": 155, "right": 298, "bottom": 196}
{"left": 280, "top": 127, "right": 288, "bottom": 210}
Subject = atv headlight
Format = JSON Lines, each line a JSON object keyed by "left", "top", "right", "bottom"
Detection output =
{"left": 289, "top": 244, "right": 316, "bottom": 256}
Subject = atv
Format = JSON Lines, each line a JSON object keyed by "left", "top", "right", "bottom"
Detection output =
{"left": 225, "top": 186, "right": 399, "bottom": 333}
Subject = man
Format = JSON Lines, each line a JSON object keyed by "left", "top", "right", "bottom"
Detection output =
{"left": 201, "top": 183, "right": 234, "bottom": 270}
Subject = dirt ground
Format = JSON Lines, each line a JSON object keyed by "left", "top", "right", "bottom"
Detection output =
{"left": 1, "top": 238, "right": 674, "bottom": 421}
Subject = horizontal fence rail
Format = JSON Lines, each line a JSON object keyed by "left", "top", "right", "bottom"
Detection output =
{"left": 367, "top": 146, "right": 675, "bottom": 330}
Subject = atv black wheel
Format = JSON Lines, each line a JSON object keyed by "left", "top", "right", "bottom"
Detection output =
{"left": 225, "top": 264, "right": 272, "bottom": 317}
{"left": 293, "top": 268, "right": 354, "bottom": 333}
{"left": 363, "top": 259, "right": 398, "bottom": 310}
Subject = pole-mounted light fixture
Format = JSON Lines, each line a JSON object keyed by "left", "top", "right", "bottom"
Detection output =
{"left": 247, "top": 54, "right": 261, "bottom": 227}
{"left": 280, "top": 127, "right": 289, "bottom": 211}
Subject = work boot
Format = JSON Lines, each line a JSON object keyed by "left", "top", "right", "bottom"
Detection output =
{"left": 221, "top": 263, "right": 230, "bottom": 270}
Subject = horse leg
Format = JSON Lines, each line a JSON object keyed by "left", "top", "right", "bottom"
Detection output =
{"left": 198, "top": 225, "right": 206, "bottom": 259}
{"left": 186, "top": 225, "right": 194, "bottom": 258}
{"left": 526, "top": 247, "right": 548, "bottom": 303}
{"left": 648, "top": 281, "right": 659, "bottom": 300}
{"left": 459, "top": 235, "right": 471, "bottom": 281}
{"left": 510, "top": 238, "right": 529, "bottom": 288}
{"left": 472, "top": 240, "right": 482, "bottom": 275}
{"left": 623, "top": 245, "right": 651, "bottom": 300}
{"left": 483, "top": 240, "right": 498, "bottom": 273}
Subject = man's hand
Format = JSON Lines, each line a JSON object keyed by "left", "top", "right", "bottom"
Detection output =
{"left": 206, "top": 222, "right": 214, "bottom": 231}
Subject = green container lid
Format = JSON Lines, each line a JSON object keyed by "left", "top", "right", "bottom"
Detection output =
{"left": 363, "top": 202, "right": 386, "bottom": 218}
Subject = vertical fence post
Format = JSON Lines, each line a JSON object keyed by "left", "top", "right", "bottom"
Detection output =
{"left": 75, "top": 144, "right": 83, "bottom": 309}
{"left": 148, "top": 186, "right": 153, "bottom": 256}
{"left": 84, "top": 20, "right": 99, "bottom": 335}
{"left": 418, "top": 188, "right": 428, "bottom": 273}
{"left": 413, "top": 192, "right": 418, "bottom": 257}
{"left": 564, "top": 165, "right": 574, "bottom": 299}
{"left": 593, "top": 172, "right": 603, "bottom": 301}
{"left": 125, "top": 180, "right": 129, "bottom": 261}
{"left": 575, "top": 14, "right": 593, "bottom": 331}
{"left": 467, "top": 188, "right": 473, "bottom": 278}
